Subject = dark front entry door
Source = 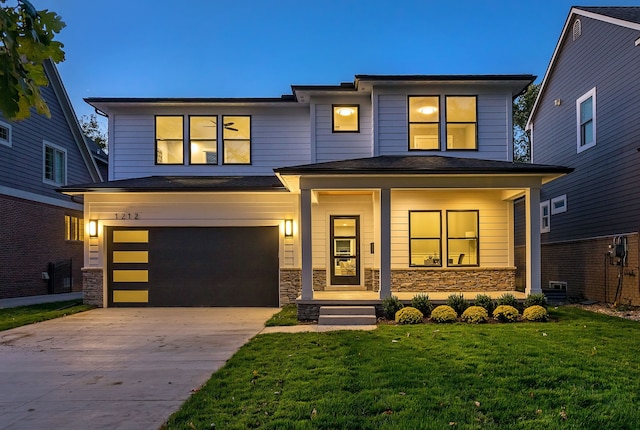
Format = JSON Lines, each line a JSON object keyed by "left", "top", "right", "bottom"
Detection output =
{"left": 330, "top": 215, "right": 360, "bottom": 285}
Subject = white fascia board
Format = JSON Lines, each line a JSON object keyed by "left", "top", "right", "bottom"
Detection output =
{"left": 0, "top": 185, "right": 83, "bottom": 210}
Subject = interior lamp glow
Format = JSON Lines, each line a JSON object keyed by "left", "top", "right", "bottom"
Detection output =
{"left": 336, "top": 107, "right": 355, "bottom": 116}
{"left": 88, "top": 220, "right": 98, "bottom": 237}
{"left": 418, "top": 106, "right": 437, "bottom": 115}
{"left": 284, "top": 219, "right": 293, "bottom": 237}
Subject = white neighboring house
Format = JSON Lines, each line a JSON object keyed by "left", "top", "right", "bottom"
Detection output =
{"left": 62, "top": 74, "right": 571, "bottom": 316}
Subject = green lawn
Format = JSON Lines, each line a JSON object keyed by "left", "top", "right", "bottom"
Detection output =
{"left": 0, "top": 300, "right": 93, "bottom": 331}
{"left": 265, "top": 304, "right": 298, "bottom": 327}
{"left": 164, "top": 307, "right": 640, "bottom": 429}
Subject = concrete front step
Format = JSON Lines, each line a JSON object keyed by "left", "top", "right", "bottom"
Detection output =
{"left": 318, "top": 306, "right": 377, "bottom": 325}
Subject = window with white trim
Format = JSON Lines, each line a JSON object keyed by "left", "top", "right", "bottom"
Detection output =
{"left": 551, "top": 195, "right": 567, "bottom": 215}
{"left": 540, "top": 201, "right": 550, "bottom": 233}
{"left": 0, "top": 121, "right": 11, "bottom": 147}
{"left": 43, "top": 141, "right": 66, "bottom": 185}
{"left": 576, "top": 88, "right": 596, "bottom": 153}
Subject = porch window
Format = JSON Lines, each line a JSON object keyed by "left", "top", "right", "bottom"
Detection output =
{"left": 222, "top": 115, "right": 251, "bottom": 164}
{"left": 332, "top": 105, "right": 359, "bottom": 132}
{"left": 446, "top": 96, "right": 477, "bottom": 150}
{"left": 408, "top": 96, "right": 440, "bottom": 150}
{"left": 446, "top": 210, "right": 479, "bottom": 266}
{"left": 409, "top": 211, "right": 442, "bottom": 266}
{"left": 189, "top": 116, "right": 217, "bottom": 164}
{"left": 155, "top": 116, "right": 184, "bottom": 164}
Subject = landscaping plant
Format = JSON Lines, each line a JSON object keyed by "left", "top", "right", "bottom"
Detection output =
{"left": 430, "top": 305, "right": 457, "bottom": 323}
{"left": 381, "top": 295, "right": 403, "bottom": 319}
{"left": 524, "top": 293, "right": 548, "bottom": 309}
{"left": 493, "top": 305, "right": 519, "bottom": 322}
{"left": 461, "top": 305, "right": 489, "bottom": 323}
{"left": 410, "top": 293, "right": 433, "bottom": 317}
{"left": 446, "top": 293, "right": 469, "bottom": 315}
{"left": 473, "top": 293, "right": 496, "bottom": 314}
{"left": 523, "top": 305, "right": 549, "bottom": 322}
{"left": 395, "top": 306, "right": 424, "bottom": 324}
{"left": 496, "top": 293, "right": 519, "bottom": 308}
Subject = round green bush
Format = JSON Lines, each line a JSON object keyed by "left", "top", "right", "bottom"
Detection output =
{"left": 493, "top": 305, "right": 519, "bottom": 322}
{"left": 411, "top": 293, "right": 433, "bottom": 317}
{"left": 522, "top": 305, "right": 548, "bottom": 322}
{"left": 395, "top": 306, "right": 424, "bottom": 324}
{"left": 431, "top": 305, "right": 458, "bottom": 323}
{"left": 524, "top": 293, "right": 547, "bottom": 309}
{"left": 446, "top": 294, "right": 470, "bottom": 315}
{"left": 496, "top": 293, "right": 518, "bottom": 308}
{"left": 381, "top": 295, "right": 404, "bottom": 319}
{"left": 474, "top": 294, "right": 496, "bottom": 314}
{"left": 461, "top": 306, "right": 489, "bottom": 324}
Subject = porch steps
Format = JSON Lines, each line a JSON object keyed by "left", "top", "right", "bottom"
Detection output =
{"left": 318, "top": 306, "right": 377, "bottom": 325}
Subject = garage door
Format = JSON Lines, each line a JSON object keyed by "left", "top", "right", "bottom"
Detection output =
{"left": 107, "top": 227, "right": 279, "bottom": 307}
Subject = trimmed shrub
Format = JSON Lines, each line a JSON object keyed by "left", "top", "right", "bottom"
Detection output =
{"left": 496, "top": 293, "right": 518, "bottom": 308}
{"left": 493, "top": 305, "right": 519, "bottom": 322}
{"left": 474, "top": 294, "right": 496, "bottom": 314}
{"left": 524, "top": 293, "right": 547, "bottom": 309}
{"left": 431, "top": 305, "right": 458, "bottom": 323}
{"left": 395, "top": 306, "right": 424, "bottom": 324}
{"left": 522, "top": 305, "right": 549, "bottom": 322}
{"left": 461, "top": 306, "right": 489, "bottom": 324}
{"left": 411, "top": 293, "right": 433, "bottom": 317}
{"left": 381, "top": 295, "right": 404, "bottom": 320}
{"left": 446, "top": 294, "right": 470, "bottom": 315}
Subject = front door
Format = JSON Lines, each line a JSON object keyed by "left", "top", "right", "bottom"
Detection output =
{"left": 330, "top": 215, "right": 360, "bottom": 285}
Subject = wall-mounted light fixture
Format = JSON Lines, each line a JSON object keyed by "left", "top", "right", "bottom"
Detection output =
{"left": 284, "top": 219, "right": 293, "bottom": 237}
{"left": 554, "top": 99, "right": 562, "bottom": 106}
{"left": 88, "top": 220, "right": 98, "bottom": 237}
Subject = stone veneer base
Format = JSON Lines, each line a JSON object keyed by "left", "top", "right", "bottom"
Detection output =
{"left": 82, "top": 267, "right": 104, "bottom": 307}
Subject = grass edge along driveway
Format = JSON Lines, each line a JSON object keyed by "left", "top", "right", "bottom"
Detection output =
{"left": 164, "top": 306, "right": 640, "bottom": 430}
{"left": 0, "top": 300, "right": 93, "bottom": 331}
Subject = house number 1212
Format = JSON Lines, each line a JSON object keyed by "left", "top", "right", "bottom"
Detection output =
{"left": 115, "top": 213, "right": 139, "bottom": 220}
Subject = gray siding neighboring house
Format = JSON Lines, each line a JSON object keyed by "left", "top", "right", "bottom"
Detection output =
{"left": 0, "top": 60, "right": 102, "bottom": 298}
{"left": 528, "top": 7, "right": 640, "bottom": 305}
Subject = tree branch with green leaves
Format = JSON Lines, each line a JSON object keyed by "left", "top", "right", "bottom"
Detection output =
{"left": 513, "top": 83, "right": 540, "bottom": 163}
{"left": 0, "top": 0, "right": 65, "bottom": 120}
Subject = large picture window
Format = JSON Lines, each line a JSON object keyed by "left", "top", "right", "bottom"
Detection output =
{"left": 155, "top": 116, "right": 184, "bottom": 164}
{"left": 409, "top": 211, "right": 442, "bottom": 266}
{"left": 446, "top": 96, "right": 477, "bottom": 150}
{"left": 43, "top": 141, "right": 66, "bottom": 185}
{"left": 189, "top": 116, "right": 217, "bottom": 164}
{"left": 408, "top": 96, "right": 440, "bottom": 150}
{"left": 576, "top": 87, "right": 596, "bottom": 153}
{"left": 222, "top": 115, "right": 251, "bottom": 164}
{"left": 446, "top": 210, "right": 479, "bottom": 266}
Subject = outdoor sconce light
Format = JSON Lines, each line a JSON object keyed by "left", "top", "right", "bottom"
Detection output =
{"left": 284, "top": 219, "right": 293, "bottom": 237}
{"left": 88, "top": 220, "right": 98, "bottom": 237}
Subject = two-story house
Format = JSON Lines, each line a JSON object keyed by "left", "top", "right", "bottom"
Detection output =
{"left": 0, "top": 60, "right": 103, "bottom": 299}
{"left": 528, "top": 7, "right": 640, "bottom": 306}
{"left": 62, "top": 74, "right": 571, "bottom": 317}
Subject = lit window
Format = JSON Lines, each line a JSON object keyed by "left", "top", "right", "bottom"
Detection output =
{"left": 576, "top": 88, "right": 596, "bottom": 153}
{"left": 65, "top": 215, "right": 84, "bottom": 241}
{"left": 551, "top": 195, "right": 567, "bottom": 215}
{"left": 409, "top": 211, "right": 442, "bottom": 266}
{"left": 155, "top": 116, "right": 184, "bottom": 164}
{"left": 0, "top": 121, "right": 11, "bottom": 147}
{"left": 540, "top": 201, "right": 550, "bottom": 233}
{"left": 446, "top": 96, "right": 477, "bottom": 150}
{"left": 447, "top": 210, "right": 479, "bottom": 266}
{"left": 409, "top": 96, "right": 440, "bottom": 150}
{"left": 189, "top": 116, "right": 217, "bottom": 164}
{"left": 43, "top": 141, "right": 66, "bottom": 185}
{"left": 222, "top": 115, "right": 251, "bottom": 164}
{"left": 332, "top": 105, "right": 359, "bottom": 132}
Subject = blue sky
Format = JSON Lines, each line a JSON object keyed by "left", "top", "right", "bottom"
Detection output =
{"left": 43, "top": 0, "right": 639, "bottom": 125}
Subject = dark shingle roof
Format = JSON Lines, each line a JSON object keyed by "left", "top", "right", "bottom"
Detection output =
{"left": 60, "top": 176, "right": 287, "bottom": 193}
{"left": 576, "top": 6, "right": 640, "bottom": 24}
{"left": 275, "top": 155, "right": 573, "bottom": 175}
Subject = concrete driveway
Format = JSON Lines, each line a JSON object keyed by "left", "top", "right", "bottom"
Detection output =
{"left": 0, "top": 307, "right": 277, "bottom": 430}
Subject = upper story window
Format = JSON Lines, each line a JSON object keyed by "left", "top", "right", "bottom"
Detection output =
{"left": 189, "top": 116, "right": 217, "bottom": 164}
{"left": 222, "top": 115, "right": 251, "bottom": 164}
{"left": 409, "top": 211, "right": 442, "bottom": 267}
{"left": 576, "top": 88, "right": 596, "bottom": 153}
{"left": 0, "top": 121, "right": 11, "bottom": 147}
{"left": 156, "top": 116, "right": 184, "bottom": 164}
{"left": 43, "top": 141, "right": 66, "bottom": 185}
{"left": 408, "top": 96, "right": 440, "bottom": 150}
{"left": 447, "top": 210, "right": 479, "bottom": 266}
{"left": 540, "top": 201, "right": 550, "bottom": 233}
{"left": 446, "top": 96, "right": 477, "bottom": 150}
{"left": 332, "top": 105, "right": 359, "bottom": 132}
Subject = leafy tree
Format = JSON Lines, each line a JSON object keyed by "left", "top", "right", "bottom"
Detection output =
{"left": 0, "top": 0, "right": 65, "bottom": 120}
{"left": 80, "top": 113, "right": 108, "bottom": 151}
{"left": 513, "top": 83, "right": 540, "bottom": 163}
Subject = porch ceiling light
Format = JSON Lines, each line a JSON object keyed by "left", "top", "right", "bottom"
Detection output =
{"left": 336, "top": 107, "right": 355, "bottom": 116}
{"left": 418, "top": 106, "right": 437, "bottom": 115}
{"left": 284, "top": 219, "right": 293, "bottom": 237}
{"left": 89, "top": 220, "right": 98, "bottom": 237}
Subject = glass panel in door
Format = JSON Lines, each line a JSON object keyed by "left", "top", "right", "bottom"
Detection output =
{"left": 330, "top": 216, "right": 360, "bottom": 285}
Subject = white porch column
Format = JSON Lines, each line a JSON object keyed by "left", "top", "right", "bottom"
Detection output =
{"left": 300, "top": 188, "right": 313, "bottom": 300}
{"left": 525, "top": 187, "right": 542, "bottom": 295}
{"left": 379, "top": 188, "right": 391, "bottom": 298}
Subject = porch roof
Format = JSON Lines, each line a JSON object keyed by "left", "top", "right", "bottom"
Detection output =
{"left": 59, "top": 175, "right": 287, "bottom": 194}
